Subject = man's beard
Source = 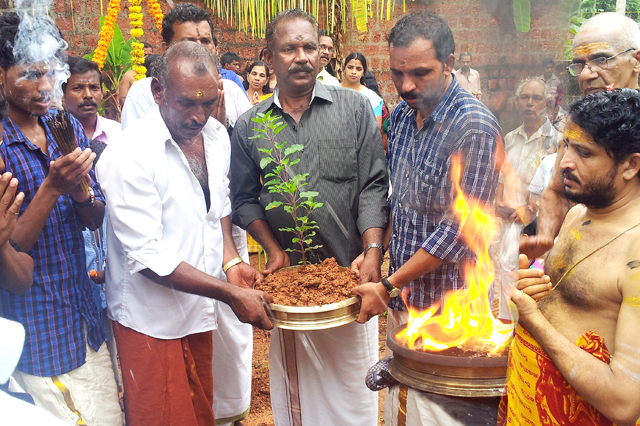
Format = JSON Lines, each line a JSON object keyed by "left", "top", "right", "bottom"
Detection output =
{"left": 461, "top": 66, "right": 470, "bottom": 73}
{"left": 562, "top": 165, "right": 618, "bottom": 209}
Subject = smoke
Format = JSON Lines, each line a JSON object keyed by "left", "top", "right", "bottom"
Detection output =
{"left": 13, "top": 0, "right": 69, "bottom": 109}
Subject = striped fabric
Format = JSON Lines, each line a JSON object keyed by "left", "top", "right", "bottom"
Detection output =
{"left": 0, "top": 112, "right": 106, "bottom": 376}
{"left": 387, "top": 76, "right": 502, "bottom": 311}
{"left": 231, "top": 82, "right": 389, "bottom": 266}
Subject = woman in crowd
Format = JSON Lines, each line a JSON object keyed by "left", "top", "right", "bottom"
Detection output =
{"left": 243, "top": 61, "right": 273, "bottom": 105}
{"left": 341, "top": 52, "right": 384, "bottom": 130}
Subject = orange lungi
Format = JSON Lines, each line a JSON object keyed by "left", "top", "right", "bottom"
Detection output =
{"left": 113, "top": 321, "right": 215, "bottom": 426}
{"left": 498, "top": 324, "right": 640, "bottom": 426}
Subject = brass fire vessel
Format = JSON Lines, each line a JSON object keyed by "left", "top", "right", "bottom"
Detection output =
{"left": 387, "top": 325, "right": 508, "bottom": 398}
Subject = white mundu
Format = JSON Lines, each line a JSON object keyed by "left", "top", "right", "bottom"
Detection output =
{"left": 269, "top": 319, "right": 379, "bottom": 426}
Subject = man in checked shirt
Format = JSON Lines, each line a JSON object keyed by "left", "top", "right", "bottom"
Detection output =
{"left": 353, "top": 11, "right": 502, "bottom": 415}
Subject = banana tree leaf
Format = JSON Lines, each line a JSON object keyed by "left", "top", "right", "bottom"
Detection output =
{"left": 106, "top": 18, "right": 126, "bottom": 70}
{"left": 513, "top": 0, "right": 531, "bottom": 33}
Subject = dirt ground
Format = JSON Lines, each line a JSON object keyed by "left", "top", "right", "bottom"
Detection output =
{"left": 244, "top": 254, "right": 389, "bottom": 426}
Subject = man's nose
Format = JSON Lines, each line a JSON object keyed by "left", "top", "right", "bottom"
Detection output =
{"left": 402, "top": 77, "right": 416, "bottom": 94}
{"left": 36, "top": 75, "right": 53, "bottom": 94}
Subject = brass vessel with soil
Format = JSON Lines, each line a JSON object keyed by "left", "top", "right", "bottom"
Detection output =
{"left": 256, "top": 258, "right": 361, "bottom": 330}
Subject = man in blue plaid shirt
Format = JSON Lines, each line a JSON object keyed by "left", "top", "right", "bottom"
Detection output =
{"left": 0, "top": 12, "right": 122, "bottom": 425}
{"left": 353, "top": 11, "right": 502, "bottom": 343}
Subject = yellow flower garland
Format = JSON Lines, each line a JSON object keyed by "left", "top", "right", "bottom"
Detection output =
{"left": 129, "top": 0, "right": 145, "bottom": 80}
{"left": 92, "top": 0, "right": 121, "bottom": 69}
{"left": 146, "top": 0, "right": 163, "bottom": 31}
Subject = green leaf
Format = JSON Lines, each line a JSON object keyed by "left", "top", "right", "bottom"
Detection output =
{"left": 284, "top": 144, "right": 304, "bottom": 156}
{"left": 279, "top": 227, "right": 295, "bottom": 232}
{"left": 258, "top": 148, "right": 273, "bottom": 154}
{"left": 300, "top": 191, "right": 319, "bottom": 198}
{"left": 290, "top": 158, "right": 300, "bottom": 166}
{"left": 264, "top": 172, "right": 276, "bottom": 178}
{"left": 513, "top": 0, "right": 531, "bottom": 33}
{"left": 284, "top": 206, "right": 293, "bottom": 213}
{"left": 264, "top": 178, "right": 280, "bottom": 187}
{"left": 265, "top": 201, "right": 283, "bottom": 210}
{"left": 260, "top": 157, "right": 273, "bottom": 169}
{"left": 292, "top": 237, "right": 299, "bottom": 243}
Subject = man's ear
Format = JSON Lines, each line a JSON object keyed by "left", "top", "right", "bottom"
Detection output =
{"left": 263, "top": 49, "right": 273, "bottom": 69}
{"left": 150, "top": 77, "right": 164, "bottom": 106}
{"left": 160, "top": 42, "right": 169, "bottom": 55}
{"left": 632, "top": 48, "right": 640, "bottom": 74}
{"left": 444, "top": 54, "right": 455, "bottom": 76}
{"left": 623, "top": 153, "right": 640, "bottom": 181}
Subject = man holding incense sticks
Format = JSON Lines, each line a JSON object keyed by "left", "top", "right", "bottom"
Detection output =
{"left": 0, "top": 11, "right": 123, "bottom": 425}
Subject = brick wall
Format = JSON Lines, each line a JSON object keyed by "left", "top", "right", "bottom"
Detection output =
{"left": 3, "top": 0, "right": 572, "bottom": 130}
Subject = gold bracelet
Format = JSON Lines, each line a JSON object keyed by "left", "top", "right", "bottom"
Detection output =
{"left": 223, "top": 256, "right": 244, "bottom": 273}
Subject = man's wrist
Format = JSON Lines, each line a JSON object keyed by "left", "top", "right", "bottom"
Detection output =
{"left": 72, "top": 187, "right": 95, "bottom": 207}
{"left": 223, "top": 256, "right": 244, "bottom": 273}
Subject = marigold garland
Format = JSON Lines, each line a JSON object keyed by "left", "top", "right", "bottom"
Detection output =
{"left": 129, "top": 0, "right": 145, "bottom": 81}
{"left": 146, "top": 0, "right": 164, "bottom": 31}
{"left": 92, "top": 0, "right": 121, "bottom": 69}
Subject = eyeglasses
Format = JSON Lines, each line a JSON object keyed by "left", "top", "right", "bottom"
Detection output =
{"left": 567, "top": 48, "right": 635, "bottom": 76}
{"left": 319, "top": 44, "right": 334, "bottom": 54}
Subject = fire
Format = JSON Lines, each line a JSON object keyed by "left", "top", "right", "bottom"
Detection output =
{"left": 398, "top": 154, "right": 515, "bottom": 355}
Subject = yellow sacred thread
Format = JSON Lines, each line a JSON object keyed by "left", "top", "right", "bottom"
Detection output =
{"left": 623, "top": 297, "right": 640, "bottom": 308}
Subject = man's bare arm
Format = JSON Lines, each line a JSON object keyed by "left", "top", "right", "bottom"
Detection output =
{"left": 221, "top": 215, "right": 263, "bottom": 289}
{"left": 140, "top": 262, "right": 273, "bottom": 330}
{"left": 520, "top": 150, "right": 570, "bottom": 258}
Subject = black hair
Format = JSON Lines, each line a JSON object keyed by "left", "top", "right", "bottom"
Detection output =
{"left": 0, "top": 12, "right": 20, "bottom": 69}
{"left": 155, "top": 41, "right": 217, "bottom": 89}
{"left": 459, "top": 51, "right": 472, "bottom": 61}
{"left": 542, "top": 57, "right": 555, "bottom": 68}
{"left": 259, "top": 46, "right": 268, "bottom": 61}
{"left": 344, "top": 52, "right": 368, "bottom": 85}
{"left": 243, "top": 61, "right": 271, "bottom": 94}
{"left": 265, "top": 9, "right": 318, "bottom": 54}
{"left": 569, "top": 89, "right": 640, "bottom": 164}
{"left": 144, "top": 54, "right": 162, "bottom": 78}
{"left": 362, "top": 70, "right": 381, "bottom": 96}
{"left": 387, "top": 11, "right": 455, "bottom": 64}
{"left": 62, "top": 56, "right": 103, "bottom": 92}
{"left": 142, "top": 41, "right": 152, "bottom": 49}
{"left": 220, "top": 51, "right": 240, "bottom": 67}
{"left": 161, "top": 4, "right": 216, "bottom": 46}
{"left": 318, "top": 29, "right": 333, "bottom": 39}
{"left": 0, "top": 96, "right": 7, "bottom": 120}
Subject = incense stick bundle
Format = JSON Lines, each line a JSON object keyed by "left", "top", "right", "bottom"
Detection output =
{"left": 45, "top": 111, "right": 91, "bottom": 193}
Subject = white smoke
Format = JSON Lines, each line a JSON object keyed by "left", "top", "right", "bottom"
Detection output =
{"left": 13, "top": 0, "right": 70, "bottom": 109}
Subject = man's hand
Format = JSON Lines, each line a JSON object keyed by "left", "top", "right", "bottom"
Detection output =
{"left": 227, "top": 287, "right": 274, "bottom": 330}
{"left": 212, "top": 77, "right": 227, "bottom": 128}
{"left": 519, "top": 234, "right": 554, "bottom": 260}
{"left": 46, "top": 148, "right": 95, "bottom": 197}
{"left": 359, "top": 251, "right": 382, "bottom": 283}
{"left": 352, "top": 281, "right": 390, "bottom": 323}
{"left": 0, "top": 173, "right": 24, "bottom": 247}
{"left": 263, "top": 247, "right": 290, "bottom": 275}
{"left": 351, "top": 251, "right": 365, "bottom": 278}
{"left": 226, "top": 262, "right": 264, "bottom": 289}
{"left": 510, "top": 279, "right": 546, "bottom": 331}
{"left": 515, "top": 254, "right": 552, "bottom": 300}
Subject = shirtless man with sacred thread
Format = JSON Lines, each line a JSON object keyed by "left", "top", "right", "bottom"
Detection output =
{"left": 501, "top": 90, "right": 640, "bottom": 426}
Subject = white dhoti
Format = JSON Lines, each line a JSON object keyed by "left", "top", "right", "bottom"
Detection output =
{"left": 211, "top": 225, "right": 253, "bottom": 425}
{"left": 269, "top": 318, "right": 379, "bottom": 426}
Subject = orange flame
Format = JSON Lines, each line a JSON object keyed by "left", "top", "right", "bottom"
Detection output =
{"left": 398, "top": 154, "right": 515, "bottom": 355}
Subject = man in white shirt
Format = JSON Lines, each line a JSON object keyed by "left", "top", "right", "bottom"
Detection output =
{"left": 499, "top": 78, "right": 559, "bottom": 224}
{"left": 117, "top": 6, "right": 255, "bottom": 425}
{"left": 316, "top": 30, "right": 341, "bottom": 86}
{"left": 97, "top": 42, "right": 273, "bottom": 426}
{"left": 453, "top": 51, "right": 482, "bottom": 100}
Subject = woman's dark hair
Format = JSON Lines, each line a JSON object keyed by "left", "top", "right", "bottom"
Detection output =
{"left": 343, "top": 52, "right": 368, "bottom": 86}
{"left": 243, "top": 61, "right": 271, "bottom": 94}
{"left": 569, "top": 89, "right": 640, "bottom": 165}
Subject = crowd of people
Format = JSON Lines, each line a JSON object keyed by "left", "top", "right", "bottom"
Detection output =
{"left": 1, "top": 2, "right": 640, "bottom": 426}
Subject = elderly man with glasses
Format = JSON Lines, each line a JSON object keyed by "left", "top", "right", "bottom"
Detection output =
{"left": 520, "top": 12, "right": 640, "bottom": 260}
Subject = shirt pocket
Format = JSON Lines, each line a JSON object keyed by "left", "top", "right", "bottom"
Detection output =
{"left": 407, "top": 160, "right": 446, "bottom": 215}
{"left": 317, "top": 139, "right": 357, "bottom": 183}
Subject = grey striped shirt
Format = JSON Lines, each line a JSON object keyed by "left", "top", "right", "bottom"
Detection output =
{"left": 230, "top": 82, "right": 389, "bottom": 266}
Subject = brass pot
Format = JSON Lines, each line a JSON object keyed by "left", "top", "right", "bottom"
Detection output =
{"left": 263, "top": 265, "right": 361, "bottom": 331}
{"left": 387, "top": 325, "right": 508, "bottom": 397}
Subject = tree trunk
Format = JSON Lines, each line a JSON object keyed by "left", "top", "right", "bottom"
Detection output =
{"left": 617, "top": 0, "right": 627, "bottom": 14}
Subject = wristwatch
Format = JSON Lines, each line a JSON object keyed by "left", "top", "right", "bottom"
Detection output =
{"left": 382, "top": 277, "right": 401, "bottom": 298}
{"left": 73, "top": 187, "right": 95, "bottom": 207}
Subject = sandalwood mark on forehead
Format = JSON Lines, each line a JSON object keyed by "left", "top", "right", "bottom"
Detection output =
{"left": 573, "top": 42, "right": 611, "bottom": 56}
{"left": 564, "top": 123, "right": 594, "bottom": 145}
{"left": 582, "top": 220, "right": 591, "bottom": 226}
{"left": 627, "top": 260, "right": 640, "bottom": 269}
{"left": 295, "top": 35, "right": 304, "bottom": 41}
